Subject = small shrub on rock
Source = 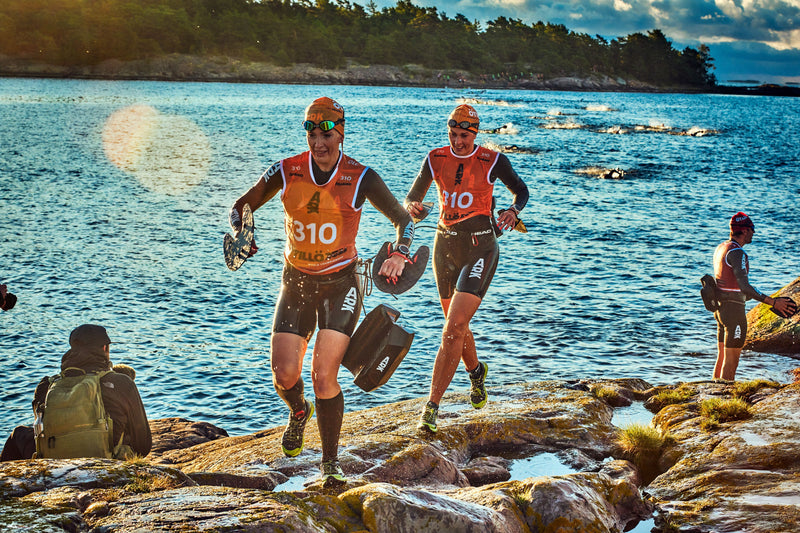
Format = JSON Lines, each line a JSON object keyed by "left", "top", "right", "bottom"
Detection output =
{"left": 699, "top": 398, "right": 751, "bottom": 430}
{"left": 616, "top": 423, "right": 673, "bottom": 484}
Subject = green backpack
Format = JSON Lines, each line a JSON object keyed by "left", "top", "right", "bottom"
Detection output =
{"left": 34, "top": 368, "right": 126, "bottom": 459}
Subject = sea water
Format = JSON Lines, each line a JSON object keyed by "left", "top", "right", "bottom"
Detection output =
{"left": 1, "top": 78, "right": 798, "bottom": 439}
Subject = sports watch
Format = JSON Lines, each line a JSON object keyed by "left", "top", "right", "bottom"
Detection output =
{"left": 393, "top": 244, "right": 411, "bottom": 258}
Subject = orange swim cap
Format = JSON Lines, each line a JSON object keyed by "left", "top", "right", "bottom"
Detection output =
{"left": 304, "top": 97, "right": 345, "bottom": 137}
{"left": 448, "top": 104, "right": 479, "bottom": 134}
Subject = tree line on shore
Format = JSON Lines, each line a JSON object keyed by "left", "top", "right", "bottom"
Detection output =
{"left": 1, "top": 0, "right": 716, "bottom": 86}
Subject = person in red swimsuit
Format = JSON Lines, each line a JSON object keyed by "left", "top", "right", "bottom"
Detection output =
{"left": 405, "top": 104, "right": 529, "bottom": 432}
{"left": 229, "top": 97, "right": 413, "bottom": 485}
{"left": 712, "top": 212, "right": 795, "bottom": 380}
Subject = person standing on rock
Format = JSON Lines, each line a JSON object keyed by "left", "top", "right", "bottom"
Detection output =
{"left": 404, "top": 104, "right": 529, "bottom": 432}
{"left": 712, "top": 212, "right": 796, "bottom": 380}
{"left": 228, "top": 97, "right": 413, "bottom": 486}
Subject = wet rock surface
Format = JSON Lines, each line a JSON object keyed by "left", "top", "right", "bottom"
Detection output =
{"left": 2, "top": 377, "right": 798, "bottom": 532}
{"left": 745, "top": 277, "right": 800, "bottom": 354}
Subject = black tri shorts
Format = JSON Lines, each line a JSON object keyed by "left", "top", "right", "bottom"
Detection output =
{"left": 715, "top": 299, "right": 747, "bottom": 349}
{"left": 433, "top": 217, "right": 499, "bottom": 301}
{"left": 272, "top": 261, "right": 362, "bottom": 341}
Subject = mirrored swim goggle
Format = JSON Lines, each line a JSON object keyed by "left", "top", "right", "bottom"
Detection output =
{"left": 303, "top": 118, "right": 344, "bottom": 132}
{"left": 448, "top": 119, "right": 479, "bottom": 130}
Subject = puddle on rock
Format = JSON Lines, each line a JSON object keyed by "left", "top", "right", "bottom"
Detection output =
{"left": 508, "top": 452, "right": 578, "bottom": 479}
{"left": 627, "top": 516, "right": 655, "bottom": 532}
{"left": 612, "top": 401, "right": 653, "bottom": 427}
{"left": 272, "top": 473, "right": 312, "bottom": 492}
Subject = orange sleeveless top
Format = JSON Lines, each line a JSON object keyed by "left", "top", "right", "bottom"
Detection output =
{"left": 426, "top": 146, "right": 500, "bottom": 226}
{"left": 280, "top": 151, "right": 367, "bottom": 274}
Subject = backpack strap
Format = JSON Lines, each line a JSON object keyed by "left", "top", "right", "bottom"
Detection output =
{"left": 59, "top": 367, "right": 86, "bottom": 378}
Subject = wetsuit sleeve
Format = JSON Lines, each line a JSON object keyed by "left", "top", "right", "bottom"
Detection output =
{"left": 491, "top": 154, "right": 529, "bottom": 213}
{"left": 404, "top": 157, "right": 434, "bottom": 206}
{"left": 358, "top": 168, "right": 414, "bottom": 246}
{"left": 728, "top": 248, "right": 768, "bottom": 302}
{"left": 230, "top": 162, "right": 283, "bottom": 231}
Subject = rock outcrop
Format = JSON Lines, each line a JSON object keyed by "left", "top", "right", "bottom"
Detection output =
{"left": 745, "top": 276, "right": 800, "bottom": 354}
{"left": 2, "top": 377, "right": 799, "bottom": 532}
{"left": 646, "top": 380, "right": 800, "bottom": 532}
{"left": 0, "top": 53, "right": 661, "bottom": 92}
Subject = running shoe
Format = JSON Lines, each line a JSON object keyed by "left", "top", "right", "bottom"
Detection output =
{"left": 469, "top": 361, "right": 488, "bottom": 409}
{"left": 320, "top": 459, "right": 346, "bottom": 487}
{"left": 281, "top": 400, "right": 314, "bottom": 457}
{"left": 418, "top": 401, "right": 439, "bottom": 433}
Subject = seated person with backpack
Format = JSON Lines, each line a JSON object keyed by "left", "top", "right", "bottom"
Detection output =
{"left": 1, "top": 324, "right": 151, "bottom": 461}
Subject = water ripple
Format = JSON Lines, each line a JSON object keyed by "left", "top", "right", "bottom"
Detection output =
{"left": 2, "top": 80, "right": 799, "bottom": 438}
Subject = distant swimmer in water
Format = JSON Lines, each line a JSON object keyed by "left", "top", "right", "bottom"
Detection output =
{"left": 482, "top": 140, "right": 538, "bottom": 154}
{"left": 479, "top": 122, "right": 519, "bottom": 135}
{"left": 404, "top": 104, "right": 529, "bottom": 434}
{"left": 674, "top": 127, "right": 719, "bottom": 137}
{"left": 599, "top": 168, "right": 625, "bottom": 179}
{"left": 575, "top": 166, "right": 625, "bottom": 179}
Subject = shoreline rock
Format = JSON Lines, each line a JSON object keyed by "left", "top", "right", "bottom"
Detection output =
{"left": 0, "top": 53, "right": 703, "bottom": 93}
{"left": 745, "top": 277, "right": 800, "bottom": 354}
{"left": 3, "top": 377, "right": 800, "bottom": 531}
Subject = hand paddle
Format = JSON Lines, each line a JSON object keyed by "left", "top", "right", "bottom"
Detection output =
{"left": 223, "top": 203, "right": 254, "bottom": 271}
{"left": 770, "top": 296, "right": 798, "bottom": 319}
{"left": 372, "top": 242, "right": 430, "bottom": 295}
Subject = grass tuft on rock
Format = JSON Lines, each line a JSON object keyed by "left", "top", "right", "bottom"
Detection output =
{"left": 699, "top": 398, "right": 751, "bottom": 430}
{"left": 732, "top": 379, "right": 781, "bottom": 401}
{"left": 646, "top": 385, "right": 694, "bottom": 412}
{"left": 616, "top": 423, "right": 673, "bottom": 484}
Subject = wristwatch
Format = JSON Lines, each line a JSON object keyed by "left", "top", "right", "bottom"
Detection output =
{"left": 393, "top": 244, "right": 411, "bottom": 258}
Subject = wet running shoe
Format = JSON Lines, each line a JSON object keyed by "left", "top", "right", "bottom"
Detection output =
{"left": 469, "top": 361, "right": 488, "bottom": 409}
{"left": 418, "top": 401, "right": 439, "bottom": 433}
{"left": 321, "top": 459, "right": 346, "bottom": 487}
{"left": 281, "top": 400, "right": 314, "bottom": 457}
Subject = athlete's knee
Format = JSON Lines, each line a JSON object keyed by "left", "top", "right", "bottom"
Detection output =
{"left": 442, "top": 318, "right": 471, "bottom": 344}
{"left": 272, "top": 368, "right": 301, "bottom": 390}
{"left": 310, "top": 369, "right": 339, "bottom": 396}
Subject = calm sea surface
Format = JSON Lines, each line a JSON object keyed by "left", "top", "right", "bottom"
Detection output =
{"left": 1, "top": 78, "right": 798, "bottom": 439}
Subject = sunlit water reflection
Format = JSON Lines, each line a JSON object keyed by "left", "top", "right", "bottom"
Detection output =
{"left": 2, "top": 79, "right": 798, "bottom": 440}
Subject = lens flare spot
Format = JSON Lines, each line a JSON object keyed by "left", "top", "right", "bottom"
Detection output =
{"left": 102, "top": 104, "right": 210, "bottom": 195}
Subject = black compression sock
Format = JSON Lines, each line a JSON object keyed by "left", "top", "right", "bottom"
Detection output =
{"left": 275, "top": 379, "right": 306, "bottom": 416}
{"left": 469, "top": 361, "right": 483, "bottom": 379}
{"left": 316, "top": 391, "right": 344, "bottom": 462}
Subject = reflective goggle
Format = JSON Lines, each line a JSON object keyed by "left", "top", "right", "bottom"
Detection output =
{"left": 302, "top": 118, "right": 344, "bottom": 132}
{"left": 448, "top": 119, "right": 479, "bottom": 130}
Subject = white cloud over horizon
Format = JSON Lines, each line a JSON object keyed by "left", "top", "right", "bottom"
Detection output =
{"left": 368, "top": 0, "right": 800, "bottom": 83}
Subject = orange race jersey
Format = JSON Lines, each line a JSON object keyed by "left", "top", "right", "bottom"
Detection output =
{"left": 714, "top": 240, "right": 748, "bottom": 293}
{"left": 426, "top": 146, "right": 500, "bottom": 226}
{"left": 279, "top": 151, "right": 368, "bottom": 274}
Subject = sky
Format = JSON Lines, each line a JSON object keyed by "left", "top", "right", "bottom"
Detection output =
{"left": 369, "top": 0, "right": 800, "bottom": 84}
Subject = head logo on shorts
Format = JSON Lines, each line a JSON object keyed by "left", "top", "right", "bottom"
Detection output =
{"left": 734, "top": 325, "right": 742, "bottom": 339}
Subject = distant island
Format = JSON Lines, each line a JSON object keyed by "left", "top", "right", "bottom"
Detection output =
{"left": 2, "top": 0, "right": 716, "bottom": 89}
{"left": 3, "top": 0, "right": 797, "bottom": 96}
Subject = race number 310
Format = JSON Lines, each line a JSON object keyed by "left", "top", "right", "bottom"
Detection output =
{"left": 293, "top": 221, "right": 337, "bottom": 244}
{"left": 443, "top": 191, "right": 474, "bottom": 209}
